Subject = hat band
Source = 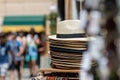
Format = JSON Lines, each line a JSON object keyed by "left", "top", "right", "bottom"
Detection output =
{"left": 57, "top": 33, "right": 86, "bottom": 38}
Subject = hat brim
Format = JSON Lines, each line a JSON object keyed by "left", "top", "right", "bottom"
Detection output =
{"left": 51, "top": 64, "right": 80, "bottom": 70}
{"left": 49, "top": 35, "right": 89, "bottom": 41}
{"left": 51, "top": 51, "right": 83, "bottom": 56}
{"left": 50, "top": 46, "right": 86, "bottom": 53}
{"left": 50, "top": 42, "right": 87, "bottom": 48}
{"left": 50, "top": 42, "right": 87, "bottom": 46}
{"left": 50, "top": 45, "right": 87, "bottom": 49}
{"left": 51, "top": 61, "right": 96, "bottom": 70}
{"left": 51, "top": 57, "right": 82, "bottom": 62}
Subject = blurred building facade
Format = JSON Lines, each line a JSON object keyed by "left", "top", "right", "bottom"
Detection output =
{"left": 0, "top": 0, "right": 57, "bottom": 28}
{"left": 0, "top": 0, "right": 57, "bottom": 16}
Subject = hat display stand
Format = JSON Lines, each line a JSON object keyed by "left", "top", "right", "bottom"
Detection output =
{"left": 35, "top": 20, "right": 96, "bottom": 80}
{"left": 39, "top": 68, "right": 80, "bottom": 80}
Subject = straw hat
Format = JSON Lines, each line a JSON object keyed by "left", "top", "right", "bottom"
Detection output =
{"left": 49, "top": 20, "right": 87, "bottom": 39}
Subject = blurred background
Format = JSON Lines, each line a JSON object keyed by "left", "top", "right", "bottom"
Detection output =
{"left": 0, "top": 0, "right": 120, "bottom": 80}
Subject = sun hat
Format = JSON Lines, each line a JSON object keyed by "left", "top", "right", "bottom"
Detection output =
{"left": 49, "top": 20, "right": 87, "bottom": 39}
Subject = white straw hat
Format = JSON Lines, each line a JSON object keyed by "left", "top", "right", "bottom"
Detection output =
{"left": 49, "top": 20, "right": 88, "bottom": 41}
{"left": 56, "top": 20, "right": 85, "bottom": 38}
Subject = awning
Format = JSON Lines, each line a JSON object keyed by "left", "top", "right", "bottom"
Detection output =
{"left": 2, "top": 15, "right": 46, "bottom": 32}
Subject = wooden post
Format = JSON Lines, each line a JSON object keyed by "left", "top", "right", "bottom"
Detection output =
{"left": 65, "top": 0, "right": 72, "bottom": 20}
{"left": 45, "top": 20, "right": 50, "bottom": 55}
{"left": 80, "top": 0, "right": 82, "bottom": 12}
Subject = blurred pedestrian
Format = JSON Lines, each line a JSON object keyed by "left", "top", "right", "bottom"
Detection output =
{"left": 36, "top": 37, "right": 44, "bottom": 69}
{"left": 0, "top": 33, "right": 9, "bottom": 80}
{"left": 26, "top": 28, "right": 39, "bottom": 77}
{"left": 7, "top": 32, "right": 24, "bottom": 80}
{"left": 17, "top": 30, "right": 27, "bottom": 76}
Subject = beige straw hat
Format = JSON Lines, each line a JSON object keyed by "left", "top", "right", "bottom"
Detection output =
{"left": 49, "top": 20, "right": 88, "bottom": 41}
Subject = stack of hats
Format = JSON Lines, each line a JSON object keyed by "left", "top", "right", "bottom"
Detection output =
{"left": 49, "top": 20, "right": 89, "bottom": 70}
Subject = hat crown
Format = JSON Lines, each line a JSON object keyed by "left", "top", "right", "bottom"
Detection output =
{"left": 57, "top": 20, "right": 85, "bottom": 38}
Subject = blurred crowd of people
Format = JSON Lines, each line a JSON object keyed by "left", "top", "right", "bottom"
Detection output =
{"left": 80, "top": 0, "right": 120, "bottom": 80}
{"left": 0, "top": 28, "right": 44, "bottom": 80}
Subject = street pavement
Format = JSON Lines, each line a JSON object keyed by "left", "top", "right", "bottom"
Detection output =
{"left": 6, "top": 69, "right": 30, "bottom": 80}
{"left": 6, "top": 55, "right": 51, "bottom": 80}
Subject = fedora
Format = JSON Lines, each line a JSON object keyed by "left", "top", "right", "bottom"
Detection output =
{"left": 56, "top": 20, "right": 85, "bottom": 38}
{"left": 49, "top": 20, "right": 89, "bottom": 39}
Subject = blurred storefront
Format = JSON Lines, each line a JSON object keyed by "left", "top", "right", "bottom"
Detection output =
{"left": 2, "top": 15, "right": 45, "bottom": 33}
{"left": 0, "top": 0, "right": 57, "bottom": 30}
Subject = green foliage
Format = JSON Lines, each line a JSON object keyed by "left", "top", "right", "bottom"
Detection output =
{"left": 47, "top": 12, "right": 58, "bottom": 35}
